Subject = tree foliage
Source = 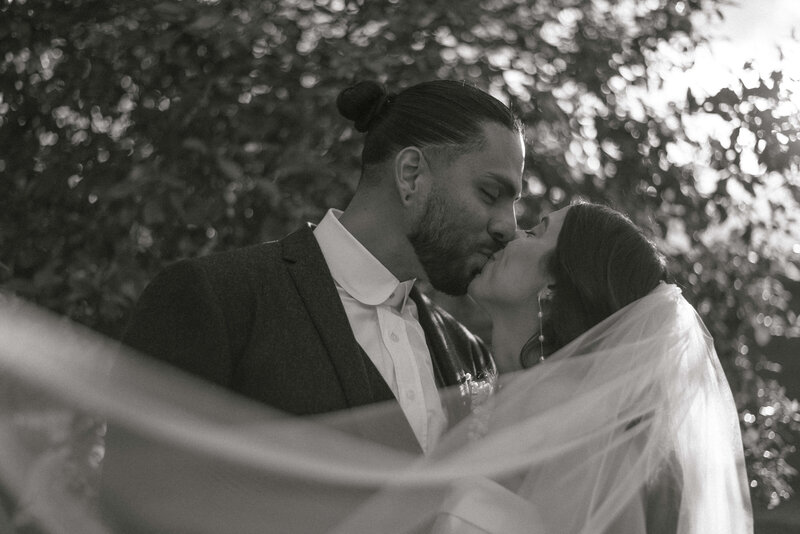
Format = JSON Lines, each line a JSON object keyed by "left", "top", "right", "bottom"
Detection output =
{"left": 2, "top": 0, "right": 799, "bottom": 509}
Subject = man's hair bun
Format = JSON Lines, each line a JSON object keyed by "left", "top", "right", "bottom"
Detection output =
{"left": 336, "top": 81, "right": 392, "bottom": 133}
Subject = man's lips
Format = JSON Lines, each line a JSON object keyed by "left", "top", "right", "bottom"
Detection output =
{"left": 477, "top": 250, "right": 501, "bottom": 272}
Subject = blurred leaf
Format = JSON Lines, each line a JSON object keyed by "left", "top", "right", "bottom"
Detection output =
{"left": 182, "top": 138, "right": 208, "bottom": 154}
{"left": 217, "top": 157, "right": 243, "bottom": 181}
{"left": 143, "top": 201, "right": 165, "bottom": 225}
{"left": 153, "top": 2, "right": 189, "bottom": 21}
{"left": 189, "top": 12, "right": 225, "bottom": 32}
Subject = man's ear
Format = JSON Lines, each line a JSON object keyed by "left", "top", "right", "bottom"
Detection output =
{"left": 393, "top": 147, "right": 431, "bottom": 207}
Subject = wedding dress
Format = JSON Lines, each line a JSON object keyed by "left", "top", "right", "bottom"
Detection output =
{"left": 0, "top": 283, "right": 753, "bottom": 533}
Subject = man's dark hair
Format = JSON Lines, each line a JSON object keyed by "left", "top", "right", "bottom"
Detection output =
{"left": 336, "top": 80, "right": 522, "bottom": 173}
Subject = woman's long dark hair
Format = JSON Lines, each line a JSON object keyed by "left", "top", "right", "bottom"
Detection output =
{"left": 522, "top": 203, "right": 668, "bottom": 367}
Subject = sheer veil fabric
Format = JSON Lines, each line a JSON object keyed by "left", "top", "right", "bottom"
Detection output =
{"left": 0, "top": 283, "right": 753, "bottom": 533}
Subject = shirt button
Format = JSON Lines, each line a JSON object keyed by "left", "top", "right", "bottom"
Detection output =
{"left": 406, "top": 390, "right": 416, "bottom": 401}
{"left": 390, "top": 332, "right": 399, "bottom": 342}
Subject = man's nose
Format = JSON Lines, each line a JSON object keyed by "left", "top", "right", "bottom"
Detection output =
{"left": 488, "top": 207, "right": 517, "bottom": 245}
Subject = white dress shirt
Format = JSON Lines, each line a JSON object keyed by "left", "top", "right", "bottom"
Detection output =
{"left": 313, "top": 209, "right": 447, "bottom": 453}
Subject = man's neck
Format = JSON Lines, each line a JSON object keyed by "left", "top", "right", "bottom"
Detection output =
{"left": 338, "top": 193, "right": 424, "bottom": 282}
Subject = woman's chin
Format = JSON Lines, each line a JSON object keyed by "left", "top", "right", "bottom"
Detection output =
{"left": 467, "top": 277, "right": 488, "bottom": 303}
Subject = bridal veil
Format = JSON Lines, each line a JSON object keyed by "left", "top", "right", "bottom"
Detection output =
{"left": 0, "top": 283, "right": 753, "bottom": 533}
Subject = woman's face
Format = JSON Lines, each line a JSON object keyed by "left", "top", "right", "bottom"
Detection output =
{"left": 468, "top": 206, "right": 570, "bottom": 307}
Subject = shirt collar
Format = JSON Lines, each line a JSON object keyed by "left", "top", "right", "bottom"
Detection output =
{"left": 314, "top": 209, "right": 415, "bottom": 309}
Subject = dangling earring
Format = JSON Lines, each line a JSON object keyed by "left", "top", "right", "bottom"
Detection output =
{"left": 537, "top": 287, "right": 552, "bottom": 362}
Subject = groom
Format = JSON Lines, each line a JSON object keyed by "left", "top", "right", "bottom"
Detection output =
{"left": 121, "top": 80, "right": 525, "bottom": 453}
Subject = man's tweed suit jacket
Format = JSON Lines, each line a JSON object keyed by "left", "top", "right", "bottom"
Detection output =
{"left": 122, "top": 224, "right": 495, "bottom": 447}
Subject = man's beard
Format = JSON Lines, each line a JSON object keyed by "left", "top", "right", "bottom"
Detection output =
{"left": 408, "top": 192, "right": 485, "bottom": 296}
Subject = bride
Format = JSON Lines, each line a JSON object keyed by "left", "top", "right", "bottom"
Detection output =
{"left": 0, "top": 203, "right": 752, "bottom": 533}
{"left": 423, "top": 201, "right": 753, "bottom": 533}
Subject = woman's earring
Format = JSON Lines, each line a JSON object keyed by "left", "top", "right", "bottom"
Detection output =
{"left": 537, "top": 287, "right": 552, "bottom": 362}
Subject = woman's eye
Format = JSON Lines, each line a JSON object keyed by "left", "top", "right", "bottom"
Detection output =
{"left": 527, "top": 222, "right": 545, "bottom": 237}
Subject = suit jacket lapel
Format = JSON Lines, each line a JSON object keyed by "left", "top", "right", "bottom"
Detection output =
{"left": 410, "top": 288, "right": 464, "bottom": 388}
{"left": 281, "top": 226, "right": 422, "bottom": 452}
{"left": 281, "top": 225, "right": 378, "bottom": 408}
{"left": 410, "top": 288, "right": 473, "bottom": 422}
